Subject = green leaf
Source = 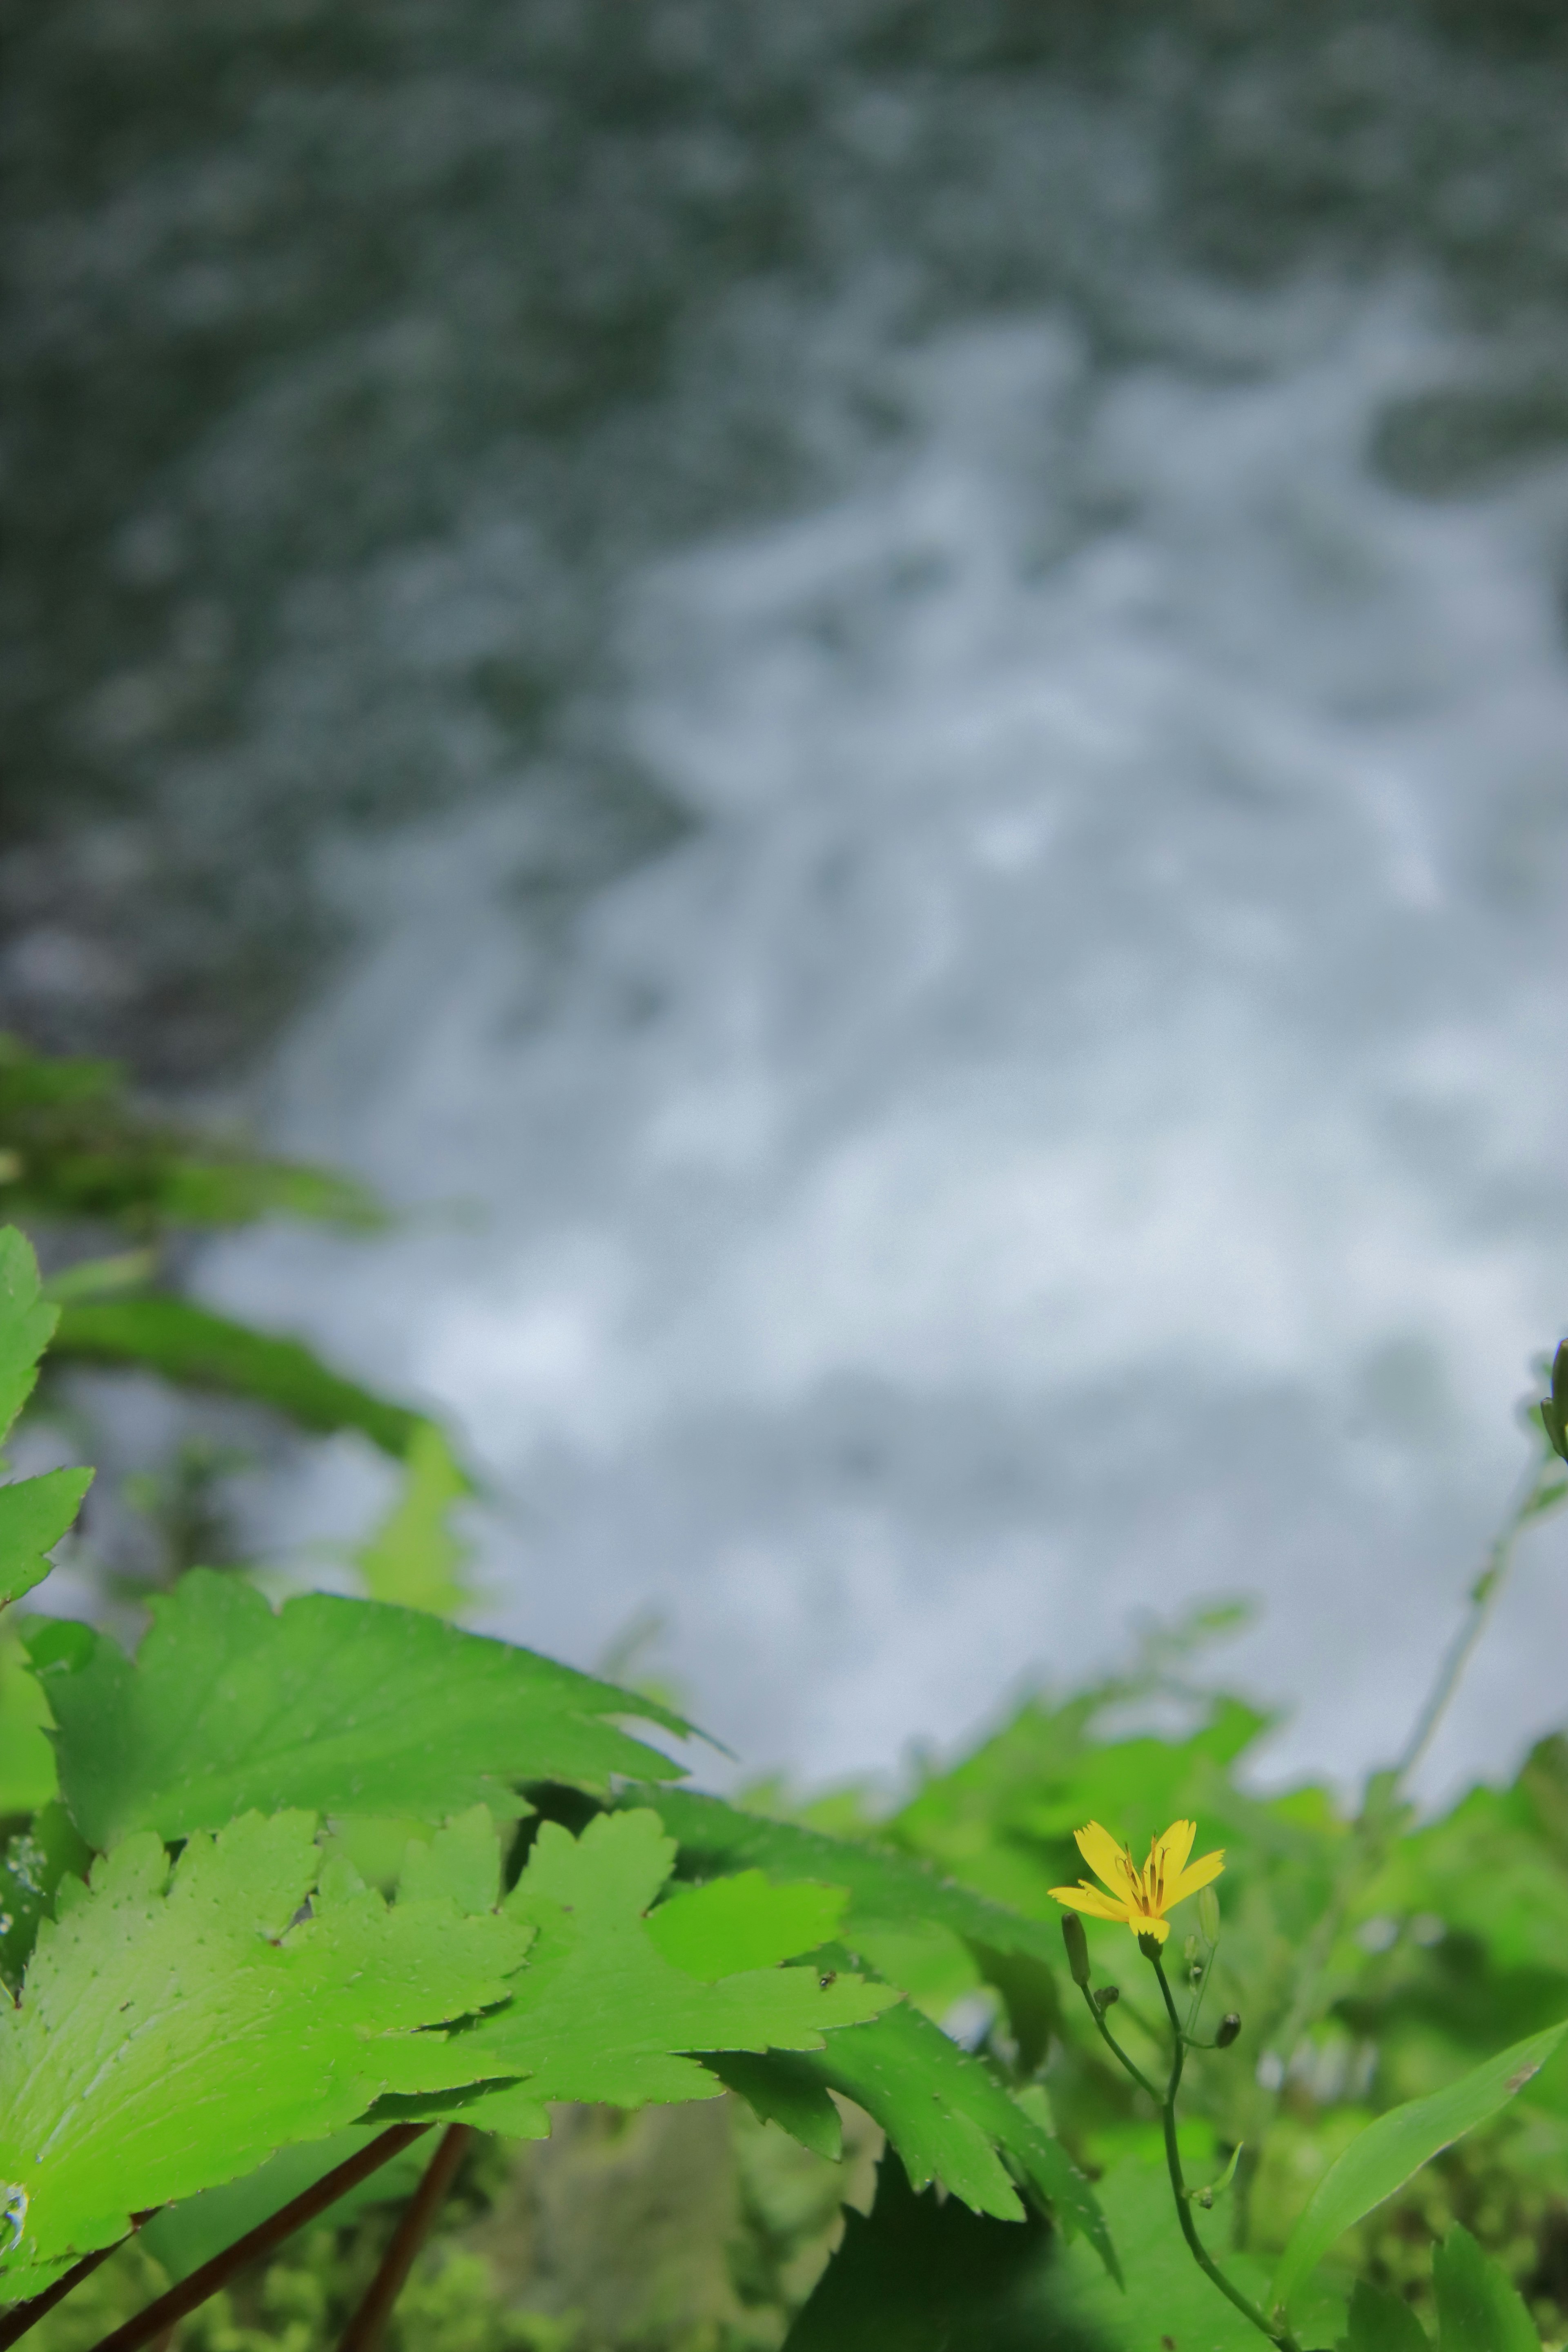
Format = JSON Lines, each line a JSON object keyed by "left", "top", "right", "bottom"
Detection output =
{"left": 29, "top": 1570, "right": 695, "bottom": 1849}
{"left": 706, "top": 2053, "right": 844, "bottom": 2161}
{"left": 1432, "top": 2225, "right": 1538, "bottom": 2352}
{"left": 50, "top": 1296, "right": 424, "bottom": 1458}
{"left": 781, "top": 2147, "right": 1071, "bottom": 2352}
{"left": 0, "top": 1036, "right": 383, "bottom": 1237}
{"left": 399, "top": 1805, "right": 503, "bottom": 1915}
{"left": 0, "top": 1229, "right": 56, "bottom": 1443}
{"left": 710, "top": 1974, "right": 1116, "bottom": 2274}
{"left": 619, "top": 1786, "right": 1061, "bottom": 1966}
{"left": 1548, "top": 1341, "right": 1568, "bottom": 1465}
{"left": 1270, "top": 2018, "right": 1568, "bottom": 2316}
{"left": 0, "top": 1466, "right": 92, "bottom": 1610}
{"left": 645, "top": 1872, "right": 849, "bottom": 1975}
{"left": 353, "top": 1421, "right": 474, "bottom": 1615}
{"left": 0, "top": 1229, "right": 90, "bottom": 1610}
{"left": 1339, "top": 2279, "right": 1432, "bottom": 2351}
{"left": 1050, "top": 2147, "right": 1343, "bottom": 2351}
{"left": 0, "top": 1810, "right": 533, "bottom": 2297}
{"left": 0, "top": 1624, "right": 57, "bottom": 1812}
{"left": 394, "top": 1810, "right": 893, "bottom": 2135}
{"left": 0, "top": 1803, "right": 90, "bottom": 1994}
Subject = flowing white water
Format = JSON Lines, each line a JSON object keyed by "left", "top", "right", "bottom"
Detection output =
{"left": 199, "top": 274, "right": 1568, "bottom": 1804}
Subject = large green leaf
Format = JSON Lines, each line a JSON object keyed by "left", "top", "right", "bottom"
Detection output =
{"left": 28, "top": 1570, "right": 695, "bottom": 1849}
{"left": 0, "top": 1229, "right": 93, "bottom": 1608}
{"left": 0, "top": 1466, "right": 93, "bottom": 1611}
{"left": 51, "top": 1296, "right": 423, "bottom": 1458}
{"left": 0, "top": 1803, "right": 90, "bottom": 1993}
{"left": 619, "top": 1785, "right": 1060, "bottom": 1965}
{"left": 1270, "top": 2019, "right": 1568, "bottom": 2316}
{"left": 1050, "top": 2147, "right": 1344, "bottom": 2351}
{"left": 1339, "top": 2279, "right": 1431, "bottom": 2351}
{"left": 0, "top": 1811, "right": 532, "bottom": 2299}
{"left": 1431, "top": 2225, "right": 1538, "bottom": 2352}
{"left": 387, "top": 1809, "right": 892, "bottom": 2135}
{"left": 0, "top": 1625, "right": 56, "bottom": 1812}
{"left": 645, "top": 1871, "right": 849, "bottom": 1975}
{"left": 781, "top": 2148, "right": 1087, "bottom": 2352}
{"left": 710, "top": 1977, "right": 1116, "bottom": 2275}
{"left": 0, "top": 1229, "right": 56, "bottom": 1441}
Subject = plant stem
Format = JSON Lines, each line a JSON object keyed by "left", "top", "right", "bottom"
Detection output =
{"left": 1146, "top": 1953, "right": 1299, "bottom": 2352}
{"left": 1075, "top": 1982, "right": 1163, "bottom": 2105}
{"left": 78, "top": 2126, "right": 430, "bottom": 2352}
{"left": 336, "top": 2124, "right": 472, "bottom": 2352}
{"left": 0, "top": 2220, "right": 154, "bottom": 2352}
{"left": 1262, "top": 1447, "right": 1555, "bottom": 2099}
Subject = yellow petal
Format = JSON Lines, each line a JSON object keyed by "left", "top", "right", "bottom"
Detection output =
{"left": 1051, "top": 1882, "right": 1134, "bottom": 1924}
{"left": 1133, "top": 1913, "right": 1172, "bottom": 1944}
{"left": 1152, "top": 1818, "right": 1196, "bottom": 1883}
{"left": 1075, "top": 1820, "right": 1136, "bottom": 1898}
{"left": 1166, "top": 1847, "right": 1225, "bottom": 1907}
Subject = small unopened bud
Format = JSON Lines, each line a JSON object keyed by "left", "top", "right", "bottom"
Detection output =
{"left": 1183, "top": 1933, "right": 1200, "bottom": 1967}
{"left": 1060, "top": 1912, "right": 1091, "bottom": 1988}
{"left": 1198, "top": 1886, "right": 1221, "bottom": 1946}
{"left": 1215, "top": 2012, "right": 1242, "bottom": 2049}
{"left": 1138, "top": 1931, "right": 1163, "bottom": 1962}
{"left": 1094, "top": 1984, "right": 1120, "bottom": 2013}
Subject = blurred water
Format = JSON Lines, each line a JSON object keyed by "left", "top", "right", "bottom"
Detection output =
{"left": 8, "top": 0, "right": 1568, "bottom": 1795}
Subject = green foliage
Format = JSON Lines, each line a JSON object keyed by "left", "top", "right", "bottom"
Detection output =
{"left": 621, "top": 1785, "right": 1061, "bottom": 1965}
{"left": 396, "top": 1810, "right": 893, "bottom": 2136}
{"left": 0, "top": 1810, "right": 533, "bottom": 2299}
{"left": 1340, "top": 2279, "right": 1432, "bottom": 2351}
{"left": 1047, "top": 2147, "right": 1345, "bottom": 2352}
{"left": 0, "top": 1802, "right": 90, "bottom": 1993}
{"left": 645, "top": 1872, "right": 849, "bottom": 1977}
{"left": 0, "top": 1229, "right": 57, "bottom": 1437}
{"left": 0, "top": 1231, "right": 91, "bottom": 1608}
{"left": 1539, "top": 1341, "right": 1568, "bottom": 1464}
{"left": 1431, "top": 2225, "right": 1540, "bottom": 2351}
{"left": 0, "top": 1037, "right": 381, "bottom": 1240}
{"left": 0, "top": 1038, "right": 425, "bottom": 1484}
{"left": 50, "top": 1296, "right": 424, "bottom": 1460}
{"left": 353, "top": 1422, "right": 476, "bottom": 1611}
{"left": 0, "top": 1627, "right": 58, "bottom": 1811}
{"left": 1270, "top": 2022, "right": 1568, "bottom": 2317}
{"left": 27, "top": 1570, "right": 694, "bottom": 1847}
{"left": 779, "top": 2149, "right": 1096, "bottom": 2352}
{"left": 0, "top": 1214, "right": 1559, "bottom": 2352}
{"left": 710, "top": 1979, "right": 1113, "bottom": 2267}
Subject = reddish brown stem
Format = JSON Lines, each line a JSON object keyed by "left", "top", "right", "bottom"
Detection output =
{"left": 336, "top": 2124, "right": 473, "bottom": 2352}
{"left": 0, "top": 2218, "right": 154, "bottom": 2352}
{"left": 77, "top": 2125, "right": 431, "bottom": 2352}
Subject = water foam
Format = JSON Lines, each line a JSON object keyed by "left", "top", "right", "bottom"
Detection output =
{"left": 204, "top": 288, "right": 1568, "bottom": 1802}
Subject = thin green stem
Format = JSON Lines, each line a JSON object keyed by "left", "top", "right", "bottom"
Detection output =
{"left": 1263, "top": 1446, "right": 1555, "bottom": 2091}
{"left": 1075, "top": 1980, "right": 1162, "bottom": 2105}
{"left": 1147, "top": 1953, "right": 1300, "bottom": 2352}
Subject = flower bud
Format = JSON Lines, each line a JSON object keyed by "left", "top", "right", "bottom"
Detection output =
{"left": 1215, "top": 2012, "right": 1242, "bottom": 2048}
{"left": 1198, "top": 1886, "right": 1221, "bottom": 1946}
{"left": 1060, "top": 1912, "right": 1091, "bottom": 1988}
{"left": 1094, "top": 1984, "right": 1120, "bottom": 2013}
{"left": 1183, "top": 1933, "right": 1200, "bottom": 1967}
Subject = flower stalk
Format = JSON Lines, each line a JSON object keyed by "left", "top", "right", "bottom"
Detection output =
{"left": 1057, "top": 1828, "right": 1303, "bottom": 2351}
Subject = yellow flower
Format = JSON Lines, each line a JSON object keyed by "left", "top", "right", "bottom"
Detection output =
{"left": 1050, "top": 1818, "right": 1224, "bottom": 1945}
